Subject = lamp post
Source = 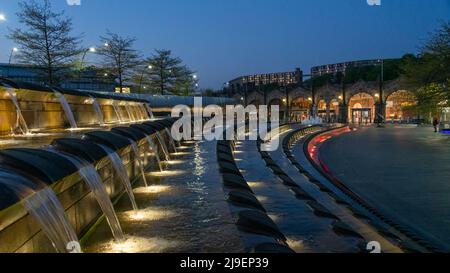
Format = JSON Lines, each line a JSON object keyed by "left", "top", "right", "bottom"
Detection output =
{"left": 377, "top": 59, "right": 384, "bottom": 127}
{"left": 78, "top": 47, "right": 96, "bottom": 89}
{"left": 8, "top": 47, "right": 18, "bottom": 64}
{"left": 0, "top": 13, "right": 6, "bottom": 22}
{"left": 7, "top": 47, "right": 18, "bottom": 78}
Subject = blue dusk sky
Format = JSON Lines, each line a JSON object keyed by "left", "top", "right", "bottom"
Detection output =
{"left": 0, "top": 0, "right": 449, "bottom": 88}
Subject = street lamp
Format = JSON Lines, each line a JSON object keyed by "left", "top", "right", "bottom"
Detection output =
{"left": 0, "top": 13, "right": 6, "bottom": 22}
{"left": 8, "top": 47, "right": 18, "bottom": 64}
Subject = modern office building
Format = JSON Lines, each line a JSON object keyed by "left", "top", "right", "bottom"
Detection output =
{"left": 0, "top": 63, "right": 116, "bottom": 91}
{"left": 227, "top": 68, "right": 303, "bottom": 94}
{"left": 311, "top": 59, "right": 383, "bottom": 77}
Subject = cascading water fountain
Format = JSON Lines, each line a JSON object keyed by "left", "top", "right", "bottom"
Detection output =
{"left": 23, "top": 188, "right": 81, "bottom": 253}
{"left": 77, "top": 165, "right": 124, "bottom": 240}
{"left": 99, "top": 146, "right": 138, "bottom": 211}
{"left": 144, "top": 103, "right": 155, "bottom": 119}
{"left": 125, "top": 103, "right": 135, "bottom": 122}
{"left": 54, "top": 91, "right": 77, "bottom": 129}
{"left": 145, "top": 136, "right": 164, "bottom": 172}
{"left": 112, "top": 102, "right": 123, "bottom": 123}
{"left": 91, "top": 97, "right": 105, "bottom": 126}
{"left": 0, "top": 171, "right": 81, "bottom": 253}
{"left": 164, "top": 128, "right": 178, "bottom": 153}
{"left": 155, "top": 132, "right": 171, "bottom": 161}
{"left": 44, "top": 149, "right": 124, "bottom": 241}
{"left": 4, "top": 87, "right": 30, "bottom": 135}
{"left": 129, "top": 141, "right": 149, "bottom": 187}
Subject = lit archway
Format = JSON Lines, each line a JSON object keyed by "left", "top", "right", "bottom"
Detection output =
{"left": 290, "top": 97, "right": 311, "bottom": 122}
{"left": 330, "top": 99, "right": 340, "bottom": 122}
{"left": 386, "top": 90, "right": 417, "bottom": 122}
{"left": 317, "top": 100, "right": 327, "bottom": 121}
{"left": 348, "top": 93, "right": 375, "bottom": 124}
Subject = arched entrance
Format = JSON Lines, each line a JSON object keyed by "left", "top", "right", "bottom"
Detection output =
{"left": 349, "top": 93, "right": 375, "bottom": 124}
{"left": 317, "top": 100, "right": 328, "bottom": 122}
{"left": 330, "top": 99, "right": 340, "bottom": 123}
{"left": 386, "top": 90, "right": 417, "bottom": 123}
{"left": 290, "top": 97, "right": 311, "bottom": 122}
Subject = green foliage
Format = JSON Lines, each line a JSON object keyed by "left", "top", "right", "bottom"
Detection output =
{"left": 401, "top": 21, "right": 450, "bottom": 116}
{"left": 138, "top": 49, "right": 197, "bottom": 95}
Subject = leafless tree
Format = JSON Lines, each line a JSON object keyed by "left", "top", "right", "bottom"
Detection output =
{"left": 97, "top": 32, "right": 141, "bottom": 93}
{"left": 8, "top": 0, "right": 83, "bottom": 86}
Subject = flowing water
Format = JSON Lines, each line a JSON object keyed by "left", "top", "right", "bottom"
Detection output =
{"left": 155, "top": 132, "right": 171, "bottom": 161}
{"left": 0, "top": 170, "right": 80, "bottom": 253}
{"left": 125, "top": 103, "right": 134, "bottom": 122}
{"left": 129, "top": 141, "right": 149, "bottom": 187}
{"left": 144, "top": 104, "right": 154, "bottom": 119}
{"left": 112, "top": 102, "right": 123, "bottom": 123}
{"left": 23, "top": 188, "right": 81, "bottom": 253}
{"left": 78, "top": 165, "right": 124, "bottom": 241}
{"left": 145, "top": 136, "right": 164, "bottom": 171}
{"left": 99, "top": 146, "right": 139, "bottom": 211}
{"left": 91, "top": 97, "right": 105, "bottom": 126}
{"left": 54, "top": 91, "right": 77, "bottom": 129}
{"left": 164, "top": 128, "right": 178, "bottom": 153}
{"left": 5, "top": 87, "right": 30, "bottom": 135}
{"left": 44, "top": 149, "right": 124, "bottom": 241}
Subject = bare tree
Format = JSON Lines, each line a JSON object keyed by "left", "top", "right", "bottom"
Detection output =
{"left": 8, "top": 0, "right": 83, "bottom": 86}
{"left": 97, "top": 32, "right": 140, "bottom": 93}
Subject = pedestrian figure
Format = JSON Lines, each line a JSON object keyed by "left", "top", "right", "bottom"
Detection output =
{"left": 433, "top": 118, "right": 439, "bottom": 133}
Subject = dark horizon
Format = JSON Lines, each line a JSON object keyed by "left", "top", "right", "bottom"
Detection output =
{"left": 1, "top": 0, "right": 449, "bottom": 89}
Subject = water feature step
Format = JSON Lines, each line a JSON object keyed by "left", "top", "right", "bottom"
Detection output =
{"left": 0, "top": 148, "right": 79, "bottom": 185}
{"left": 222, "top": 173, "right": 253, "bottom": 193}
{"left": 237, "top": 210, "right": 287, "bottom": 241}
{"left": 51, "top": 138, "right": 108, "bottom": 164}
{"left": 228, "top": 191, "right": 266, "bottom": 212}
{"left": 83, "top": 131, "right": 131, "bottom": 151}
{"left": 291, "top": 187, "right": 315, "bottom": 201}
{"left": 332, "top": 221, "right": 364, "bottom": 239}
{"left": 111, "top": 127, "right": 148, "bottom": 142}
{"left": 219, "top": 162, "right": 241, "bottom": 176}
{"left": 307, "top": 200, "right": 339, "bottom": 220}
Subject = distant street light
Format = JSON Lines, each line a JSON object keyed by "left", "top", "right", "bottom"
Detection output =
{"left": 8, "top": 47, "right": 18, "bottom": 64}
{"left": 193, "top": 74, "right": 197, "bottom": 79}
{"left": 148, "top": 65, "right": 153, "bottom": 69}
{"left": 0, "top": 13, "right": 6, "bottom": 22}
{"left": 104, "top": 43, "right": 109, "bottom": 47}
{"left": 89, "top": 47, "right": 96, "bottom": 53}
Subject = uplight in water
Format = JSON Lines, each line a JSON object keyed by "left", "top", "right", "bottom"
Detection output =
{"left": 147, "top": 170, "right": 186, "bottom": 177}
{"left": 122, "top": 207, "right": 177, "bottom": 222}
{"left": 247, "top": 182, "right": 265, "bottom": 188}
{"left": 102, "top": 236, "right": 179, "bottom": 253}
{"left": 256, "top": 195, "right": 269, "bottom": 202}
{"left": 171, "top": 152, "right": 190, "bottom": 156}
{"left": 286, "top": 238, "right": 305, "bottom": 252}
{"left": 166, "top": 160, "right": 185, "bottom": 165}
{"left": 268, "top": 213, "right": 281, "bottom": 223}
{"left": 133, "top": 185, "right": 173, "bottom": 194}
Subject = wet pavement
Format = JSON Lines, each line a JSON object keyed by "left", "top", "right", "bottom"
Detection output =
{"left": 320, "top": 125, "right": 450, "bottom": 249}
{"left": 234, "top": 139, "right": 362, "bottom": 253}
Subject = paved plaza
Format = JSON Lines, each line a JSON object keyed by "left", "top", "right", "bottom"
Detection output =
{"left": 320, "top": 125, "right": 450, "bottom": 248}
